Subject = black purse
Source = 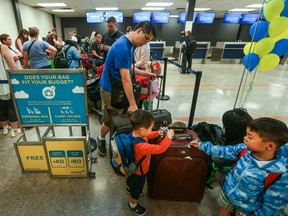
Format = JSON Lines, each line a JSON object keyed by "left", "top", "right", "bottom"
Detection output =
{"left": 109, "top": 65, "right": 141, "bottom": 109}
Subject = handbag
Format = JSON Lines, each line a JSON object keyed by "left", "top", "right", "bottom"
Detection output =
{"left": 109, "top": 65, "right": 141, "bottom": 109}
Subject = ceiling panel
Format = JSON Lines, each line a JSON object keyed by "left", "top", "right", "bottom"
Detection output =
{"left": 18, "top": 0, "right": 263, "bottom": 18}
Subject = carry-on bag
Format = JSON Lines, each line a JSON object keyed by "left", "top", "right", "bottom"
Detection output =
{"left": 147, "top": 129, "right": 209, "bottom": 202}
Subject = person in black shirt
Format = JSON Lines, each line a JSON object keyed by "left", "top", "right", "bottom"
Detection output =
{"left": 91, "top": 32, "right": 104, "bottom": 66}
{"left": 101, "top": 16, "right": 124, "bottom": 61}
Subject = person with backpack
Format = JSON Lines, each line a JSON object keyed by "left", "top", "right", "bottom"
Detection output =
{"left": 189, "top": 117, "right": 288, "bottom": 216}
{"left": 126, "top": 110, "right": 174, "bottom": 216}
{"left": 180, "top": 31, "right": 196, "bottom": 74}
{"left": 62, "top": 37, "right": 81, "bottom": 68}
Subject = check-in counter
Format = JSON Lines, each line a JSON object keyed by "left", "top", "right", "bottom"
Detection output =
{"left": 212, "top": 42, "right": 247, "bottom": 61}
{"left": 178, "top": 41, "right": 210, "bottom": 64}
{"left": 150, "top": 41, "right": 166, "bottom": 60}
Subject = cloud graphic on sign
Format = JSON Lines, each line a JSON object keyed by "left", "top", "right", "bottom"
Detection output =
{"left": 72, "top": 86, "right": 84, "bottom": 94}
{"left": 11, "top": 78, "right": 19, "bottom": 84}
{"left": 15, "top": 90, "right": 29, "bottom": 99}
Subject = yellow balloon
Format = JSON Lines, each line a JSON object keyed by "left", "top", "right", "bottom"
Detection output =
{"left": 255, "top": 38, "right": 275, "bottom": 58}
{"left": 268, "top": 17, "right": 288, "bottom": 38}
{"left": 243, "top": 42, "right": 256, "bottom": 55}
{"left": 272, "top": 28, "right": 288, "bottom": 42}
{"left": 264, "top": 0, "right": 285, "bottom": 22}
{"left": 259, "top": 54, "right": 280, "bottom": 72}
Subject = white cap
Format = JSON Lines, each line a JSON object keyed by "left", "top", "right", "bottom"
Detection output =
{"left": 71, "top": 36, "right": 78, "bottom": 42}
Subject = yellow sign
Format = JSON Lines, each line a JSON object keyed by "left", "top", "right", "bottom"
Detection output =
{"left": 17, "top": 145, "right": 48, "bottom": 171}
{"left": 44, "top": 139, "right": 88, "bottom": 177}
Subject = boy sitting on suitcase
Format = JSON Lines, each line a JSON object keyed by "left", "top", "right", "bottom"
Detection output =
{"left": 190, "top": 117, "right": 288, "bottom": 216}
{"left": 127, "top": 110, "right": 174, "bottom": 216}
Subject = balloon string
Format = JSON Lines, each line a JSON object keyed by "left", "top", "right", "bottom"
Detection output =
{"left": 241, "top": 67, "right": 259, "bottom": 108}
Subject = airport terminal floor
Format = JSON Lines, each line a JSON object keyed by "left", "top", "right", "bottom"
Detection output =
{"left": 1, "top": 60, "right": 288, "bottom": 216}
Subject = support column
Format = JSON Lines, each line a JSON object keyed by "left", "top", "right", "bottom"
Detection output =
{"left": 185, "top": 0, "right": 196, "bottom": 32}
{"left": 11, "top": 0, "right": 23, "bottom": 31}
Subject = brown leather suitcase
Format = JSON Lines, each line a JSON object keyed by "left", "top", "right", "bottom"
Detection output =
{"left": 147, "top": 130, "right": 209, "bottom": 202}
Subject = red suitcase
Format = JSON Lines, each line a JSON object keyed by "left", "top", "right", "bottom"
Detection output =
{"left": 147, "top": 130, "right": 209, "bottom": 202}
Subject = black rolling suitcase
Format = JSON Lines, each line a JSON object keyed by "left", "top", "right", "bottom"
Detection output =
{"left": 147, "top": 129, "right": 209, "bottom": 202}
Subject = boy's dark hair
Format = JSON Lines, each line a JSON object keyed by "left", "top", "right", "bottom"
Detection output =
{"left": 222, "top": 108, "right": 253, "bottom": 145}
{"left": 130, "top": 110, "right": 155, "bottom": 130}
{"left": 248, "top": 117, "right": 288, "bottom": 148}
{"left": 134, "top": 21, "right": 157, "bottom": 38}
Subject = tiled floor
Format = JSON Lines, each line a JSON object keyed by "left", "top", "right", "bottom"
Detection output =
{"left": 0, "top": 60, "right": 287, "bottom": 216}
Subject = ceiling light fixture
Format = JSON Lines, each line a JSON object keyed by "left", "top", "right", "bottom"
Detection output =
{"left": 37, "top": 3, "right": 67, "bottom": 7}
{"left": 229, "top": 8, "right": 256, "bottom": 12}
{"left": 95, "top": 7, "right": 118, "bottom": 11}
{"left": 142, "top": 7, "right": 165, "bottom": 11}
{"left": 146, "top": 2, "right": 173, "bottom": 7}
{"left": 246, "top": 4, "right": 264, "bottom": 8}
{"left": 52, "top": 9, "right": 75, "bottom": 12}
{"left": 170, "top": 15, "right": 179, "bottom": 18}
{"left": 194, "top": 8, "right": 211, "bottom": 11}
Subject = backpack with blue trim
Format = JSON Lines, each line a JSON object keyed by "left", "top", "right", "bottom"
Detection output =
{"left": 111, "top": 133, "right": 146, "bottom": 177}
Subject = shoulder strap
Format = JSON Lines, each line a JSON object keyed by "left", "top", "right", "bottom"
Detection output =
{"left": 63, "top": 45, "right": 73, "bottom": 66}
{"left": 0, "top": 45, "right": 7, "bottom": 72}
{"left": 239, "top": 148, "right": 281, "bottom": 189}
{"left": 27, "top": 40, "right": 37, "bottom": 57}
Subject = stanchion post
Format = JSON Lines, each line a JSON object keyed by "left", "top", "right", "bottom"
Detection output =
{"left": 156, "top": 57, "right": 170, "bottom": 101}
{"left": 188, "top": 71, "right": 202, "bottom": 128}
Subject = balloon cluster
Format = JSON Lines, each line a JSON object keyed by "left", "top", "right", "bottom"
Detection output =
{"left": 243, "top": 0, "right": 288, "bottom": 72}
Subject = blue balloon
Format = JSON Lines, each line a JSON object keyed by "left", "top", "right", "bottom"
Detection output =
{"left": 270, "top": 39, "right": 288, "bottom": 57}
{"left": 280, "top": 0, "right": 288, "bottom": 17}
{"left": 249, "top": 21, "right": 269, "bottom": 41}
{"left": 242, "top": 53, "right": 260, "bottom": 72}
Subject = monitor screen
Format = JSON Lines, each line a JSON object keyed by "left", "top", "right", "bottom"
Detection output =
{"left": 133, "top": 12, "right": 151, "bottom": 23}
{"left": 240, "top": 13, "right": 259, "bottom": 24}
{"left": 196, "top": 12, "right": 216, "bottom": 24}
{"left": 105, "top": 11, "right": 124, "bottom": 23}
{"left": 152, "top": 12, "right": 171, "bottom": 24}
{"left": 177, "top": 12, "right": 187, "bottom": 24}
{"left": 222, "top": 13, "right": 242, "bottom": 24}
{"left": 86, "top": 12, "right": 105, "bottom": 23}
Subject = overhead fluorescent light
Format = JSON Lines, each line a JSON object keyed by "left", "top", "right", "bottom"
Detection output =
{"left": 229, "top": 8, "right": 256, "bottom": 12}
{"left": 52, "top": 9, "right": 75, "bottom": 12}
{"left": 37, "top": 3, "right": 67, "bottom": 7}
{"left": 146, "top": 2, "right": 174, "bottom": 7}
{"left": 95, "top": 7, "right": 118, "bottom": 11}
{"left": 246, "top": 4, "right": 263, "bottom": 8}
{"left": 170, "top": 15, "right": 179, "bottom": 18}
{"left": 194, "top": 8, "right": 211, "bottom": 11}
{"left": 142, "top": 7, "right": 165, "bottom": 10}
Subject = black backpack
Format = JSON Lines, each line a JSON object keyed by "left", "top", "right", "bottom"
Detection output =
{"left": 186, "top": 40, "right": 197, "bottom": 54}
{"left": 54, "top": 45, "right": 72, "bottom": 68}
{"left": 190, "top": 122, "right": 224, "bottom": 146}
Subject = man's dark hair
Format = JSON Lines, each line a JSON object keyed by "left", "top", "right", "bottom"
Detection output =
{"left": 134, "top": 21, "right": 157, "bottom": 38}
{"left": 248, "top": 117, "right": 288, "bottom": 148}
{"left": 107, "top": 16, "right": 117, "bottom": 23}
{"left": 130, "top": 110, "right": 155, "bottom": 130}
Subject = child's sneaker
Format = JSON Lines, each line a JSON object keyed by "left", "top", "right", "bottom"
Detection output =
{"left": 126, "top": 187, "right": 143, "bottom": 197}
{"left": 2, "top": 125, "right": 10, "bottom": 135}
{"left": 128, "top": 203, "right": 146, "bottom": 216}
{"left": 11, "top": 128, "right": 22, "bottom": 138}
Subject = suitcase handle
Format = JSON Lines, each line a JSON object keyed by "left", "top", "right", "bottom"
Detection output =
{"left": 173, "top": 134, "right": 197, "bottom": 141}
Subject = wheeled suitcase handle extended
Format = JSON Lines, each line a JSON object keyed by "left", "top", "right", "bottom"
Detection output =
{"left": 173, "top": 134, "right": 197, "bottom": 141}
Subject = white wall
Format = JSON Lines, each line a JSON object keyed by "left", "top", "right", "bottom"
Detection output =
{"left": 0, "top": 1, "right": 62, "bottom": 44}
{"left": 20, "top": 4, "right": 53, "bottom": 39}
{"left": 0, "top": 0, "right": 18, "bottom": 41}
